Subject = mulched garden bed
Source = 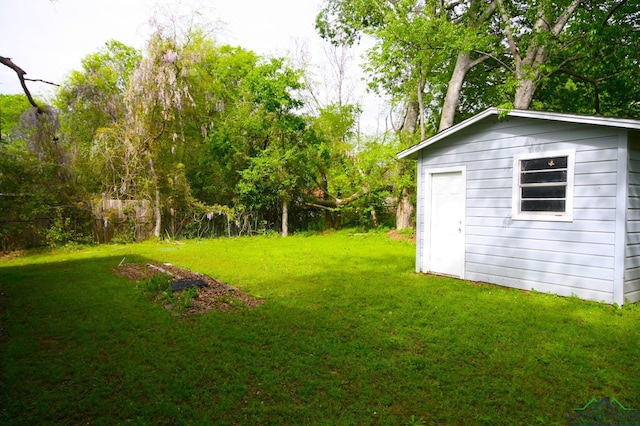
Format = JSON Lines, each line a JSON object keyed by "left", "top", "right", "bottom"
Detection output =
{"left": 114, "top": 262, "right": 264, "bottom": 315}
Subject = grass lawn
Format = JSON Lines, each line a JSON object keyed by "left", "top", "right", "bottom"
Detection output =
{"left": 1, "top": 230, "right": 639, "bottom": 425}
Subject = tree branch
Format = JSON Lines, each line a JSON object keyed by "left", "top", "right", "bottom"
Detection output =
{"left": 559, "top": 68, "right": 601, "bottom": 114}
{"left": 602, "top": 0, "right": 628, "bottom": 27}
{"left": 551, "top": 0, "right": 580, "bottom": 37}
{"left": 496, "top": 0, "right": 521, "bottom": 63}
{"left": 305, "top": 189, "right": 367, "bottom": 209}
{"left": 25, "top": 77, "right": 60, "bottom": 87}
{"left": 0, "top": 56, "right": 44, "bottom": 112}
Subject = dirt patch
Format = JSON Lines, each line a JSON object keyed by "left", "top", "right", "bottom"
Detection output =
{"left": 0, "top": 250, "right": 25, "bottom": 260}
{"left": 114, "top": 262, "right": 264, "bottom": 315}
{"left": 387, "top": 229, "right": 416, "bottom": 242}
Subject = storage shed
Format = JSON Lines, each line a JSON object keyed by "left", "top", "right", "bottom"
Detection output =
{"left": 398, "top": 108, "right": 640, "bottom": 305}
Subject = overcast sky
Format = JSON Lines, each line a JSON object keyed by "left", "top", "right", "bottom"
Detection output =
{"left": 0, "top": 0, "right": 384, "bottom": 130}
{"left": 0, "top": 0, "right": 326, "bottom": 93}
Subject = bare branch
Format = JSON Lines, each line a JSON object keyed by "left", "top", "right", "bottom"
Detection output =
{"left": 24, "top": 77, "right": 60, "bottom": 87}
{"left": 0, "top": 56, "right": 44, "bottom": 112}
{"left": 550, "top": 0, "right": 580, "bottom": 37}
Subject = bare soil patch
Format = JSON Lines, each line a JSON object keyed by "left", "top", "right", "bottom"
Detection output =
{"left": 387, "top": 229, "right": 416, "bottom": 242}
{"left": 114, "top": 262, "right": 264, "bottom": 315}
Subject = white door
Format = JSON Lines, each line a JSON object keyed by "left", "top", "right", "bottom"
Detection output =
{"left": 429, "top": 171, "right": 465, "bottom": 277}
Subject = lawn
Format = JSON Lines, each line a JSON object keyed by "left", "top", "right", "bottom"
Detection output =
{"left": 1, "top": 231, "right": 639, "bottom": 425}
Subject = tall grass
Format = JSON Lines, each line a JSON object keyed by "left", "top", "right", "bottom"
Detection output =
{"left": 1, "top": 231, "right": 639, "bottom": 425}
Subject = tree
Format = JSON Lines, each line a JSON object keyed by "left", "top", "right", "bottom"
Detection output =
{"left": 0, "top": 100, "right": 86, "bottom": 248}
{"left": 0, "top": 56, "right": 57, "bottom": 113}
{"left": 236, "top": 57, "right": 307, "bottom": 236}
{"left": 118, "top": 27, "right": 200, "bottom": 238}
{"left": 497, "top": 0, "right": 581, "bottom": 109}
{"left": 318, "top": 0, "right": 640, "bottom": 134}
{"left": 55, "top": 41, "right": 141, "bottom": 194}
{"left": 533, "top": 0, "right": 640, "bottom": 117}
{"left": 317, "top": 0, "right": 499, "bottom": 132}
{"left": 186, "top": 44, "right": 262, "bottom": 207}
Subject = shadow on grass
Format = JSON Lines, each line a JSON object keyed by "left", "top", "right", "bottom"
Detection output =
{"left": 1, "top": 250, "right": 640, "bottom": 425}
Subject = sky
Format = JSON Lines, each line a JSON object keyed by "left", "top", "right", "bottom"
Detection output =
{"left": 0, "top": 0, "right": 385, "bottom": 130}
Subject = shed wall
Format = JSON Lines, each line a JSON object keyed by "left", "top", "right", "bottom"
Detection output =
{"left": 417, "top": 117, "right": 623, "bottom": 303}
{"left": 625, "top": 132, "right": 640, "bottom": 303}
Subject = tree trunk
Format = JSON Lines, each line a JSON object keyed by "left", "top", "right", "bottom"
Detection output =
{"left": 439, "top": 52, "right": 472, "bottom": 132}
{"left": 499, "top": 0, "right": 580, "bottom": 111}
{"left": 417, "top": 70, "right": 426, "bottom": 140}
{"left": 439, "top": 52, "right": 490, "bottom": 131}
{"left": 402, "top": 100, "right": 419, "bottom": 134}
{"left": 437, "top": 1, "right": 497, "bottom": 131}
{"left": 326, "top": 211, "right": 342, "bottom": 229}
{"left": 370, "top": 208, "right": 380, "bottom": 228}
{"left": 513, "top": 78, "right": 538, "bottom": 109}
{"left": 148, "top": 156, "right": 162, "bottom": 239}
{"left": 281, "top": 197, "right": 289, "bottom": 237}
{"left": 396, "top": 188, "right": 414, "bottom": 230}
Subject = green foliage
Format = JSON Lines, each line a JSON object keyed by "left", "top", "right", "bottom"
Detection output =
{"left": 534, "top": 1, "right": 640, "bottom": 118}
{"left": 405, "top": 415, "right": 427, "bottom": 426}
{"left": 318, "top": 0, "right": 501, "bottom": 128}
{"left": 144, "top": 273, "right": 172, "bottom": 293}
{"left": 55, "top": 41, "right": 142, "bottom": 195}
{"left": 143, "top": 273, "right": 199, "bottom": 314}
{"left": 143, "top": 274, "right": 198, "bottom": 315}
{"left": 318, "top": 0, "right": 640, "bottom": 129}
{"left": 0, "top": 115, "right": 86, "bottom": 249}
{"left": 43, "top": 210, "right": 74, "bottom": 248}
{"left": 0, "top": 94, "right": 32, "bottom": 139}
{"left": 6, "top": 16, "right": 421, "bottom": 247}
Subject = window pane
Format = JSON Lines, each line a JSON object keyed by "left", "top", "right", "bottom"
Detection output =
{"left": 522, "top": 186, "right": 566, "bottom": 199}
{"left": 521, "top": 170, "right": 567, "bottom": 184}
{"left": 521, "top": 199, "right": 566, "bottom": 212}
{"left": 521, "top": 156, "right": 568, "bottom": 171}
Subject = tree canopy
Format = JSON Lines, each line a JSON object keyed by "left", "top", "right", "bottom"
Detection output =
{"left": 1, "top": 2, "right": 639, "bottom": 247}
{"left": 317, "top": 0, "right": 640, "bottom": 132}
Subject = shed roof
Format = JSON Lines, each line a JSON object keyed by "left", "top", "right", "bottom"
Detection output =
{"left": 398, "top": 107, "right": 640, "bottom": 160}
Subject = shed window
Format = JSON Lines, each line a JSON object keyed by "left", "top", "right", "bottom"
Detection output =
{"left": 513, "top": 150, "right": 575, "bottom": 221}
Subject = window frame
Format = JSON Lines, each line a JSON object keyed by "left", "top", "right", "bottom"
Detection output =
{"left": 512, "top": 149, "right": 575, "bottom": 222}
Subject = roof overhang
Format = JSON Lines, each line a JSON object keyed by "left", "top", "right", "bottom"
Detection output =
{"left": 397, "top": 107, "right": 640, "bottom": 160}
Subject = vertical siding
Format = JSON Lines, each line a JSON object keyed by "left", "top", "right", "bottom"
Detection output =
{"left": 417, "top": 117, "right": 623, "bottom": 303}
{"left": 625, "top": 132, "right": 640, "bottom": 303}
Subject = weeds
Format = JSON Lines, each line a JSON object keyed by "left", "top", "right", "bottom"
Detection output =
{"left": 143, "top": 274, "right": 198, "bottom": 314}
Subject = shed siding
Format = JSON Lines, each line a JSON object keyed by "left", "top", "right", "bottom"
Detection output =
{"left": 625, "top": 133, "right": 640, "bottom": 303}
{"left": 417, "top": 117, "right": 621, "bottom": 303}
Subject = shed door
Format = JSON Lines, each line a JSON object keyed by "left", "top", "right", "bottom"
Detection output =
{"left": 429, "top": 171, "right": 465, "bottom": 277}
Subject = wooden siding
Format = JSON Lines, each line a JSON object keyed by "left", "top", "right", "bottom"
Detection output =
{"left": 417, "top": 116, "right": 624, "bottom": 304}
{"left": 625, "top": 132, "right": 640, "bottom": 303}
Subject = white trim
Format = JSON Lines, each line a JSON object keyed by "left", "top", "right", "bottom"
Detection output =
{"left": 398, "top": 109, "right": 496, "bottom": 159}
{"left": 415, "top": 158, "right": 424, "bottom": 273}
{"left": 511, "top": 149, "right": 575, "bottom": 222}
{"left": 613, "top": 134, "right": 628, "bottom": 306}
{"left": 398, "top": 107, "right": 640, "bottom": 160}
{"left": 423, "top": 166, "right": 466, "bottom": 278}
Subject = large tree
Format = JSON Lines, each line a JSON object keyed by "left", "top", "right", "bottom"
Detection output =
{"left": 317, "top": 0, "right": 640, "bottom": 134}
{"left": 317, "top": 0, "right": 500, "bottom": 132}
{"left": 55, "top": 40, "right": 142, "bottom": 194}
{"left": 533, "top": 0, "right": 640, "bottom": 117}
{"left": 236, "top": 58, "right": 307, "bottom": 237}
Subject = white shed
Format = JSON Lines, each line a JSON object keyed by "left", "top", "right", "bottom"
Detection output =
{"left": 398, "top": 108, "right": 640, "bottom": 305}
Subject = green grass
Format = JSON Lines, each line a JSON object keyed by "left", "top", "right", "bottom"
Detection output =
{"left": 1, "top": 231, "right": 639, "bottom": 425}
